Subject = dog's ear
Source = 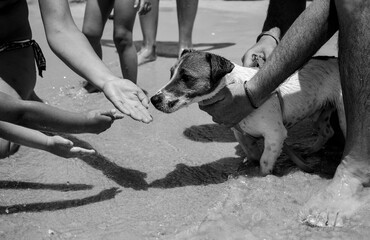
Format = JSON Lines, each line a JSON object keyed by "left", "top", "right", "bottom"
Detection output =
{"left": 206, "top": 52, "right": 235, "bottom": 81}
{"left": 180, "top": 48, "right": 196, "bottom": 57}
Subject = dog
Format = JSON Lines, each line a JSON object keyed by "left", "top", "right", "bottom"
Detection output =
{"left": 151, "top": 49, "right": 346, "bottom": 175}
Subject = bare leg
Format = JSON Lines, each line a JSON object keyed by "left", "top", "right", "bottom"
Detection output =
{"left": 176, "top": 0, "right": 198, "bottom": 57}
{"left": 138, "top": 0, "right": 159, "bottom": 65}
{"left": 113, "top": 0, "right": 139, "bottom": 83}
{"left": 82, "top": 0, "right": 114, "bottom": 92}
{"left": 301, "top": 0, "right": 370, "bottom": 227}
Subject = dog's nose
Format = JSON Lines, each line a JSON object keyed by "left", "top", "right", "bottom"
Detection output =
{"left": 150, "top": 94, "right": 163, "bottom": 106}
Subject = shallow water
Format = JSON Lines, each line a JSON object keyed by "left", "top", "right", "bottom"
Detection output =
{"left": 1, "top": 1, "right": 370, "bottom": 240}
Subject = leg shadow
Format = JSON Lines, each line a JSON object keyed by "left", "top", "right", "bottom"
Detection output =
{"left": 59, "top": 134, "right": 149, "bottom": 190}
{"left": 0, "top": 187, "right": 120, "bottom": 214}
{"left": 0, "top": 181, "right": 93, "bottom": 192}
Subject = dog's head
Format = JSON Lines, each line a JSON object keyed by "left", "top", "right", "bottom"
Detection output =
{"left": 151, "top": 49, "right": 235, "bottom": 113}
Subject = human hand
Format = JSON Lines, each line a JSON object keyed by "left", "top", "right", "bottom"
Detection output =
{"left": 241, "top": 27, "right": 281, "bottom": 67}
{"left": 241, "top": 36, "right": 278, "bottom": 67}
{"left": 46, "top": 135, "right": 95, "bottom": 158}
{"left": 102, "top": 78, "right": 152, "bottom": 123}
{"left": 198, "top": 83, "right": 255, "bottom": 128}
{"left": 84, "top": 109, "right": 124, "bottom": 134}
{"left": 134, "top": 0, "right": 152, "bottom": 15}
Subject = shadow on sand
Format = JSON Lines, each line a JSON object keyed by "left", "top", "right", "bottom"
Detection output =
{"left": 0, "top": 187, "right": 120, "bottom": 215}
{"left": 100, "top": 39, "right": 235, "bottom": 58}
{"left": 0, "top": 181, "right": 93, "bottom": 192}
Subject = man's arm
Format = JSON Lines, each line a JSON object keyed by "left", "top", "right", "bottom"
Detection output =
{"left": 247, "top": 0, "right": 339, "bottom": 107}
{"left": 37, "top": 0, "right": 152, "bottom": 123}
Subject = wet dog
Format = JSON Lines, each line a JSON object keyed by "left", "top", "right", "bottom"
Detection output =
{"left": 151, "top": 49, "right": 345, "bottom": 175}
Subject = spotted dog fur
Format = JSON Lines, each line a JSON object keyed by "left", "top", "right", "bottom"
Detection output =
{"left": 151, "top": 50, "right": 346, "bottom": 175}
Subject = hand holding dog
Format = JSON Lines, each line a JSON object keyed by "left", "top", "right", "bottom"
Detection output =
{"left": 199, "top": 83, "right": 255, "bottom": 128}
{"left": 102, "top": 78, "right": 153, "bottom": 124}
{"left": 241, "top": 35, "right": 278, "bottom": 67}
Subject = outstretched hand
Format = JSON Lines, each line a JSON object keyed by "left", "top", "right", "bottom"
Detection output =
{"left": 85, "top": 109, "right": 124, "bottom": 134}
{"left": 198, "top": 83, "right": 255, "bottom": 128}
{"left": 134, "top": 0, "right": 152, "bottom": 15}
{"left": 46, "top": 135, "right": 96, "bottom": 158}
{"left": 102, "top": 78, "right": 152, "bottom": 124}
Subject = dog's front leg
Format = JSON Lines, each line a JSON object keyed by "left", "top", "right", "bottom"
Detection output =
{"left": 232, "top": 128, "right": 261, "bottom": 163}
{"left": 260, "top": 128, "right": 287, "bottom": 175}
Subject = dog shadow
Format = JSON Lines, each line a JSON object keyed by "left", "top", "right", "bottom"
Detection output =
{"left": 0, "top": 187, "right": 120, "bottom": 214}
{"left": 100, "top": 39, "right": 235, "bottom": 58}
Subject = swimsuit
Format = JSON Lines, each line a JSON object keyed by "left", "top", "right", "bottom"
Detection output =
{"left": 0, "top": 39, "right": 46, "bottom": 77}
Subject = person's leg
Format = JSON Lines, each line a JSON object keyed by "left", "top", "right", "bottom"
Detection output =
{"left": 82, "top": 0, "right": 114, "bottom": 92}
{"left": 176, "top": 0, "right": 198, "bottom": 57}
{"left": 301, "top": 0, "right": 370, "bottom": 227}
{"left": 82, "top": 0, "right": 114, "bottom": 59}
{"left": 113, "top": 0, "right": 138, "bottom": 83}
{"left": 138, "top": 0, "right": 159, "bottom": 65}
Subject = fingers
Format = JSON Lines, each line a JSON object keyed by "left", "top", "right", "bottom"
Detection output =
{"left": 137, "top": 1, "right": 152, "bottom": 15}
{"left": 111, "top": 97, "right": 152, "bottom": 123}
{"left": 100, "top": 109, "right": 125, "bottom": 120}
{"left": 69, "top": 147, "right": 96, "bottom": 157}
{"left": 138, "top": 88, "right": 150, "bottom": 108}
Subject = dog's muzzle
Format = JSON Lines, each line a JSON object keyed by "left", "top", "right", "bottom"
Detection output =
{"left": 151, "top": 92, "right": 179, "bottom": 113}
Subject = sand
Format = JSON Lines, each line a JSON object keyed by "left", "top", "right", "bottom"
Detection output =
{"left": 1, "top": 1, "right": 370, "bottom": 240}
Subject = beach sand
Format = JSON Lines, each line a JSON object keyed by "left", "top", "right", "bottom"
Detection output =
{"left": 1, "top": 1, "right": 370, "bottom": 239}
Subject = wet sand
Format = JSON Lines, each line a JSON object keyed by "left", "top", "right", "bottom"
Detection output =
{"left": 1, "top": 1, "right": 370, "bottom": 239}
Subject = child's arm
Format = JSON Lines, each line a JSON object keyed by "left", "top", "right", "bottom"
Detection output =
{"left": 0, "top": 92, "right": 123, "bottom": 134}
{"left": 0, "top": 121, "right": 95, "bottom": 158}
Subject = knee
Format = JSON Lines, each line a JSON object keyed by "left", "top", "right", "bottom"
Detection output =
{"left": 113, "top": 29, "right": 133, "bottom": 50}
{"left": 0, "top": 141, "right": 20, "bottom": 159}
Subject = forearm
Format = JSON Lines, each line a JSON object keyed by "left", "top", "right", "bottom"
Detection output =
{"left": 262, "top": 0, "right": 306, "bottom": 37}
{"left": 0, "top": 92, "right": 90, "bottom": 133}
{"left": 38, "top": 0, "right": 116, "bottom": 90}
{"left": 248, "top": 0, "right": 338, "bottom": 107}
{"left": 0, "top": 121, "right": 50, "bottom": 152}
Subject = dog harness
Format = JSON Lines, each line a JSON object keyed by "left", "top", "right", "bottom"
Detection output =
{"left": 0, "top": 39, "right": 46, "bottom": 77}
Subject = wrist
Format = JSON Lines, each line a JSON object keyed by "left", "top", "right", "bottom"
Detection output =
{"left": 256, "top": 27, "right": 281, "bottom": 45}
{"left": 244, "top": 81, "right": 259, "bottom": 109}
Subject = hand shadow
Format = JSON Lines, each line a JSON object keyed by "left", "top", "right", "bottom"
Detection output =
{"left": 58, "top": 133, "right": 149, "bottom": 191}
{"left": 0, "top": 187, "right": 121, "bottom": 214}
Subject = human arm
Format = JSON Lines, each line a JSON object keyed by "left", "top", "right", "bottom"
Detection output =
{"left": 0, "top": 121, "right": 95, "bottom": 158}
{"left": 242, "top": 0, "right": 306, "bottom": 67}
{"left": 0, "top": 92, "right": 122, "bottom": 134}
{"left": 200, "top": 0, "right": 338, "bottom": 127}
{"left": 38, "top": 0, "right": 152, "bottom": 123}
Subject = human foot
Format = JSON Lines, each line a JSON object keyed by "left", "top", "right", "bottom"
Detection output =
{"left": 137, "top": 46, "right": 157, "bottom": 66}
{"left": 300, "top": 164, "right": 370, "bottom": 227}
